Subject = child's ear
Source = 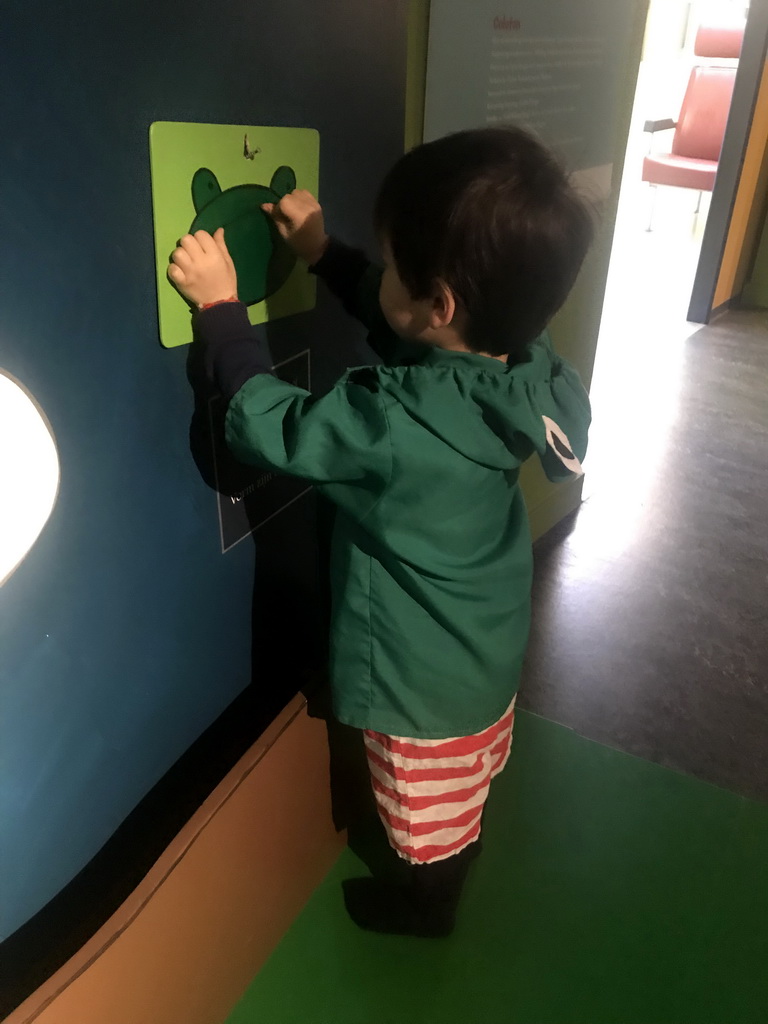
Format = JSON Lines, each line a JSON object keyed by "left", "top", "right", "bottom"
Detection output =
{"left": 429, "top": 279, "right": 457, "bottom": 329}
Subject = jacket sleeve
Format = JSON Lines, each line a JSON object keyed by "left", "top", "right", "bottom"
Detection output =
{"left": 194, "top": 299, "right": 391, "bottom": 519}
{"left": 528, "top": 332, "right": 591, "bottom": 482}
{"left": 224, "top": 371, "right": 392, "bottom": 520}
{"left": 311, "top": 237, "right": 422, "bottom": 366}
{"left": 195, "top": 301, "right": 273, "bottom": 401}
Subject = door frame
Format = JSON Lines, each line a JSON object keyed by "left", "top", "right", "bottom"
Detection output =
{"left": 688, "top": 0, "right": 768, "bottom": 322}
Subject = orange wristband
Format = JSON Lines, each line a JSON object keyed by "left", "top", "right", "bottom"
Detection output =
{"left": 199, "top": 297, "right": 239, "bottom": 311}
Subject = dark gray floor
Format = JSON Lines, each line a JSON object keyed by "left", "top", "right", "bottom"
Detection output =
{"left": 520, "top": 309, "right": 768, "bottom": 802}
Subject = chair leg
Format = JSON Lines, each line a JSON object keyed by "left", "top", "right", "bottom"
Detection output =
{"left": 646, "top": 184, "right": 658, "bottom": 232}
{"left": 691, "top": 190, "right": 705, "bottom": 233}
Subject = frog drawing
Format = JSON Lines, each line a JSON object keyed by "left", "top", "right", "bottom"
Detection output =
{"left": 188, "top": 165, "right": 297, "bottom": 306}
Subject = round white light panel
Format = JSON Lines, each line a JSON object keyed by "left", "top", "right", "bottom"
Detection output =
{"left": 0, "top": 371, "right": 60, "bottom": 587}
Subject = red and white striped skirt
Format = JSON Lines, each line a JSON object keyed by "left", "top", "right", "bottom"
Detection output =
{"left": 363, "top": 698, "right": 516, "bottom": 865}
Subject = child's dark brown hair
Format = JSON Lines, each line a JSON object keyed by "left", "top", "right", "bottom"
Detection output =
{"left": 374, "top": 126, "right": 595, "bottom": 359}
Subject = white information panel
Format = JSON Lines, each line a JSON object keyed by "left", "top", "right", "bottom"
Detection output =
{"left": 424, "top": 0, "right": 637, "bottom": 188}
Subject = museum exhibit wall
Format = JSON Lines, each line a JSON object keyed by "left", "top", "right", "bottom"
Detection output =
{"left": 0, "top": 0, "right": 406, "bottom": 961}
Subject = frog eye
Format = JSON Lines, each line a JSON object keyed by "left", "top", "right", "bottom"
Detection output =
{"left": 270, "top": 165, "right": 297, "bottom": 199}
{"left": 0, "top": 371, "right": 60, "bottom": 586}
{"left": 191, "top": 168, "right": 222, "bottom": 213}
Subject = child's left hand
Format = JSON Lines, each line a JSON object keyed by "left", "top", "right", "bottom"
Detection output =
{"left": 168, "top": 228, "right": 238, "bottom": 308}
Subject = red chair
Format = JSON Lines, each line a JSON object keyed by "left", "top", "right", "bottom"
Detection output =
{"left": 642, "top": 21, "right": 744, "bottom": 229}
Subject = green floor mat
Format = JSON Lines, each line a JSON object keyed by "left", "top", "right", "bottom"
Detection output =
{"left": 225, "top": 711, "right": 768, "bottom": 1024}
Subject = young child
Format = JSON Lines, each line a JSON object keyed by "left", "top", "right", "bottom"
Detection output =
{"left": 168, "top": 126, "right": 594, "bottom": 938}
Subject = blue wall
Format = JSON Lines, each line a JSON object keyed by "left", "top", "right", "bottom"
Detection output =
{"left": 0, "top": 0, "right": 407, "bottom": 940}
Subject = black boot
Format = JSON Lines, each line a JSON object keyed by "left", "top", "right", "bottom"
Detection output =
{"left": 342, "top": 841, "right": 479, "bottom": 937}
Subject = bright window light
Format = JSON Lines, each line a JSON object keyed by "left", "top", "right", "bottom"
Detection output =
{"left": 0, "top": 372, "right": 60, "bottom": 587}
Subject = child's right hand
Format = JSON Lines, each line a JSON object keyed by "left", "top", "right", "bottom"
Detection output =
{"left": 261, "top": 190, "right": 329, "bottom": 266}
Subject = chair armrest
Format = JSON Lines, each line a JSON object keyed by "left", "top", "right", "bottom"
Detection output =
{"left": 643, "top": 118, "right": 677, "bottom": 133}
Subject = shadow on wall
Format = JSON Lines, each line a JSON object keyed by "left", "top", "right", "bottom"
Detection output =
{"left": 186, "top": 324, "right": 328, "bottom": 721}
{"left": 186, "top": 314, "right": 393, "bottom": 885}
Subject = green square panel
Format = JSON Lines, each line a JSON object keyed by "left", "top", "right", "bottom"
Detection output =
{"left": 149, "top": 122, "right": 319, "bottom": 348}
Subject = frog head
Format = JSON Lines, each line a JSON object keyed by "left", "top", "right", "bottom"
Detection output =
{"left": 187, "top": 165, "right": 298, "bottom": 306}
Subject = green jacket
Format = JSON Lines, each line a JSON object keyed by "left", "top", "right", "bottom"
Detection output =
{"left": 223, "top": 261, "right": 590, "bottom": 738}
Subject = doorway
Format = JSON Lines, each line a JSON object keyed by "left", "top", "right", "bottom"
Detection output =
{"left": 583, "top": 0, "right": 749, "bottom": 500}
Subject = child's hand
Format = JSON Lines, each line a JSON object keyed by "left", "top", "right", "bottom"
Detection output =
{"left": 168, "top": 228, "right": 238, "bottom": 308}
{"left": 262, "top": 190, "right": 329, "bottom": 266}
